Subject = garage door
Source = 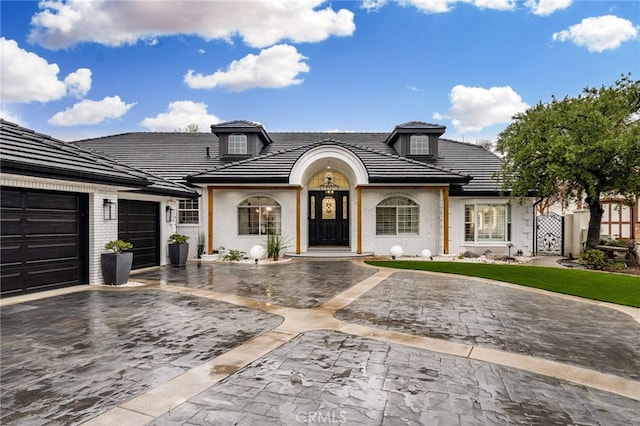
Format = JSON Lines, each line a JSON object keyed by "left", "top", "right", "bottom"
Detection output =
{"left": 118, "top": 199, "right": 159, "bottom": 269}
{"left": 1, "top": 187, "right": 89, "bottom": 296}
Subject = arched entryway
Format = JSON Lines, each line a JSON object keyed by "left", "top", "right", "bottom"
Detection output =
{"left": 289, "top": 145, "right": 369, "bottom": 253}
{"left": 308, "top": 169, "right": 350, "bottom": 246}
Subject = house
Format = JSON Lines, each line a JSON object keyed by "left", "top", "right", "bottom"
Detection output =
{"left": 74, "top": 120, "right": 535, "bottom": 261}
{"left": 1, "top": 118, "right": 535, "bottom": 295}
{"left": 0, "top": 119, "right": 197, "bottom": 296}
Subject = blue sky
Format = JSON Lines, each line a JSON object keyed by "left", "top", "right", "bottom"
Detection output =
{"left": 1, "top": 0, "right": 638, "bottom": 143}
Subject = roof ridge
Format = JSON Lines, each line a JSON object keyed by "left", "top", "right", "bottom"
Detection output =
{"left": 338, "top": 140, "right": 469, "bottom": 178}
{"left": 204, "top": 140, "right": 321, "bottom": 173}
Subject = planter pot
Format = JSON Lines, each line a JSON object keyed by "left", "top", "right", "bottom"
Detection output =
{"left": 197, "top": 244, "right": 205, "bottom": 259}
{"left": 169, "top": 243, "right": 189, "bottom": 266}
{"left": 101, "top": 252, "right": 133, "bottom": 285}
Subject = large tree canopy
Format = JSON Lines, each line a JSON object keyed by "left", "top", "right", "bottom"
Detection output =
{"left": 496, "top": 75, "right": 640, "bottom": 249}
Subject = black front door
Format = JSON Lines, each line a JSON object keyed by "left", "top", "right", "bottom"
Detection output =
{"left": 308, "top": 190, "right": 349, "bottom": 246}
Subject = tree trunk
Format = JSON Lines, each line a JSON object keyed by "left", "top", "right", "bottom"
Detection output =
{"left": 585, "top": 195, "right": 604, "bottom": 250}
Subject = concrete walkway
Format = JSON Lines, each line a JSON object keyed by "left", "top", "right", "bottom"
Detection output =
{"left": 1, "top": 260, "right": 639, "bottom": 425}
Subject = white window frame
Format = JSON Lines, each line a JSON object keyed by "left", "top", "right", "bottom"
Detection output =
{"left": 228, "top": 133, "right": 248, "bottom": 155}
{"left": 464, "top": 203, "right": 511, "bottom": 243}
{"left": 409, "top": 134, "right": 429, "bottom": 155}
{"left": 376, "top": 196, "right": 419, "bottom": 235}
{"left": 178, "top": 199, "right": 199, "bottom": 224}
{"left": 238, "top": 197, "right": 281, "bottom": 236}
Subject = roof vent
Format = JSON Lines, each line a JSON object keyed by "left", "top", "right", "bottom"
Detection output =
{"left": 206, "top": 147, "right": 210, "bottom": 158}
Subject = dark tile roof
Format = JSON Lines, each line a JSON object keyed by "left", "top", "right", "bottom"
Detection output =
{"left": 73, "top": 132, "right": 221, "bottom": 184}
{"left": 73, "top": 128, "right": 506, "bottom": 195}
{"left": 1, "top": 119, "right": 198, "bottom": 198}
{"left": 189, "top": 139, "right": 470, "bottom": 184}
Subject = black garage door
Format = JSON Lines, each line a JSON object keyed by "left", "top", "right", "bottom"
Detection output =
{"left": 118, "top": 199, "right": 159, "bottom": 269}
{"left": 1, "top": 187, "right": 89, "bottom": 296}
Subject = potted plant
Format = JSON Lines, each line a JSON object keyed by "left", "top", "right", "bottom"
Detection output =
{"left": 265, "top": 234, "right": 288, "bottom": 261}
{"left": 168, "top": 233, "right": 190, "bottom": 266}
{"left": 101, "top": 240, "right": 134, "bottom": 285}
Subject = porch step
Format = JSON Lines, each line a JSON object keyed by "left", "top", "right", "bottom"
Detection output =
{"left": 284, "top": 250, "right": 374, "bottom": 258}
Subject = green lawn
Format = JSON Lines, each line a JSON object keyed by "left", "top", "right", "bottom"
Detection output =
{"left": 365, "top": 261, "right": 640, "bottom": 308}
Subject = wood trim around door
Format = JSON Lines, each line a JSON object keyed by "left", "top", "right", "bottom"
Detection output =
{"left": 443, "top": 187, "right": 449, "bottom": 254}
{"left": 357, "top": 187, "right": 362, "bottom": 254}
{"left": 208, "top": 186, "right": 213, "bottom": 254}
{"left": 296, "top": 187, "right": 301, "bottom": 254}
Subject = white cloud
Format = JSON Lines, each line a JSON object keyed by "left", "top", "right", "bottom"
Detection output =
{"left": 362, "top": 0, "right": 388, "bottom": 12}
{"left": 1, "top": 109, "right": 24, "bottom": 125}
{"left": 0, "top": 37, "right": 92, "bottom": 103}
{"left": 552, "top": 15, "right": 638, "bottom": 52}
{"left": 184, "top": 44, "right": 310, "bottom": 92}
{"left": 64, "top": 68, "right": 92, "bottom": 98}
{"left": 433, "top": 85, "right": 529, "bottom": 133}
{"left": 524, "top": 0, "right": 572, "bottom": 16}
{"left": 29, "top": 0, "right": 355, "bottom": 49}
{"left": 139, "top": 101, "right": 222, "bottom": 132}
{"left": 399, "top": 0, "right": 515, "bottom": 14}
{"left": 48, "top": 96, "right": 135, "bottom": 126}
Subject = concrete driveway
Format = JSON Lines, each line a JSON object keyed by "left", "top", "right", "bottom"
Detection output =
{"left": 1, "top": 260, "right": 638, "bottom": 425}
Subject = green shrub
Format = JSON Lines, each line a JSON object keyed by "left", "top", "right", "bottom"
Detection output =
{"left": 611, "top": 262, "right": 627, "bottom": 271}
{"left": 105, "top": 240, "right": 133, "bottom": 254}
{"left": 265, "top": 234, "right": 289, "bottom": 260}
{"left": 169, "top": 233, "right": 189, "bottom": 244}
{"left": 578, "top": 249, "right": 607, "bottom": 270}
{"left": 223, "top": 249, "right": 247, "bottom": 261}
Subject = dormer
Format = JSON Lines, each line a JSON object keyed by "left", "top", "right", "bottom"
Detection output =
{"left": 385, "top": 121, "right": 446, "bottom": 160}
{"left": 211, "top": 120, "right": 273, "bottom": 160}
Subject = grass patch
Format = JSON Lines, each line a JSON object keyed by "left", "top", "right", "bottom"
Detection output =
{"left": 365, "top": 261, "right": 640, "bottom": 308}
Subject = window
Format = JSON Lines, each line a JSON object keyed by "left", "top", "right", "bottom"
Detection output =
{"left": 322, "top": 196, "right": 336, "bottom": 220}
{"left": 238, "top": 197, "right": 281, "bottom": 235}
{"left": 409, "top": 134, "right": 429, "bottom": 155}
{"left": 376, "top": 196, "right": 418, "bottom": 235}
{"left": 228, "top": 133, "right": 248, "bottom": 155}
{"left": 178, "top": 199, "right": 199, "bottom": 224}
{"left": 464, "top": 203, "right": 511, "bottom": 242}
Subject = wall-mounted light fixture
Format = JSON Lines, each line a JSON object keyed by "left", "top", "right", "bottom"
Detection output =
{"left": 103, "top": 199, "right": 116, "bottom": 220}
{"left": 166, "top": 205, "right": 175, "bottom": 222}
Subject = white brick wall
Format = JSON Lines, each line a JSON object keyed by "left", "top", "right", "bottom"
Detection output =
{"left": 210, "top": 188, "right": 298, "bottom": 255}
{"left": 361, "top": 188, "right": 441, "bottom": 256}
{"left": 200, "top": 186, "right": 535, "bottom": 258}
{"left": 448, "top": 197, "right": 535, "bottom": 257}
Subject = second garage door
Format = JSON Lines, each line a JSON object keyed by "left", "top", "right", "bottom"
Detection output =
{"left": 118, "top": 199, "right": 160, "bottom": 269}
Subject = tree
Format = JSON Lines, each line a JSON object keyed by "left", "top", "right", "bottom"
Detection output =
{"left": 185, "top": 123, "right": 200, "bottom": 133}
{"left": 174, "top": 123, "right": 201, "bottom": 133}
{"left": 496, "top": 75, "right": 640, "bottom": 250}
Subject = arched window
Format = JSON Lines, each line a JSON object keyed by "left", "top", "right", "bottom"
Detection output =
{"left": 308, "top": 169, "right": 349, "bottom": 189}
{"left": 410, "top": 134, "right": 429, "bottom": 155}
{"left": 238, "top": 197, "right": 281, "bottom": 235}
{"left": 376, "top": 196, "right": 419, "bottom": 235}
{"left": 228, "top": 133, "right": 248, "bottom": 155}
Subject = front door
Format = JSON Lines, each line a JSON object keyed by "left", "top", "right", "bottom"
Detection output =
{"left": 308, "top": 190, "right": 349, "bottom": 246}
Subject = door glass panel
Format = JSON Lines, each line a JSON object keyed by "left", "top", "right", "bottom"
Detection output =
{"left": 310, "top": 196, "right": 315, "bottom": 220}
{"left": 342, "top": 195, "right": 348, "bottom": 220}
{"left": 322, "top": 196, "right": 336, "bottom": 220}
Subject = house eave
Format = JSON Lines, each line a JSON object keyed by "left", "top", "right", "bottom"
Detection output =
{"left": 0, "top": 161, "right": 149, "bottom": 188}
